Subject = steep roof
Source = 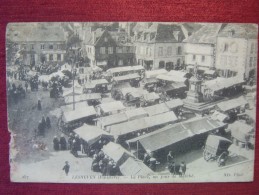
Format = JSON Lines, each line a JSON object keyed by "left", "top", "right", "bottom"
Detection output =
{"left": 218, "top": 23, "right": 258, "bottom": 39}
{"left": 184, "top": 23, "right": 223, "bottom": 44}
{"left": 84, "top": 28, "right": 105, "bottom": 45}
{"left": 135, "top": 23, "right": 185, "bottom": 43}
{"left": 7, "top": 23, "right": 66, "bottom": 42}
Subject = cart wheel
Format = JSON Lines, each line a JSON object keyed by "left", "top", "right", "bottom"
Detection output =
{"left": 203, "top": 150, "right": 212, "bottom": 161}
{"left": 217, "top": 152, "right": 228, "bottom": 167}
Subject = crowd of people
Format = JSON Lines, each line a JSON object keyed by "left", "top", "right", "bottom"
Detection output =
{"left": 37, "top": 115, "right": 51, "bottom": 137}
{"left": 91, "top": 151, "right": 120, "bottom": 176}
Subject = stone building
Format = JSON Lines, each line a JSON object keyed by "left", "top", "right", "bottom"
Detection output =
{"left": 83, "top": 28, "right": 135, "bottom": 69}
{"left": 133, "top": 23, "right": 186, "bottom": 70}
{"left": 7, "top": 23, "right": 66, "bottom": 67}
{"left": 184, "top": 23, "right": 223, "bottom": 74}
{"left": 215, "top": 24, "right": 258, "bottom": 79}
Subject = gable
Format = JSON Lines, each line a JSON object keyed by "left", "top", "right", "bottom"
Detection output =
{"left": 95, "top": 30, "right": 117, "bottom": 47}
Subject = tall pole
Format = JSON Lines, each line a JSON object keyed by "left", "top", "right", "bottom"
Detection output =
{"left": 137, "top": 140, "right": 139, "bottom": 159}
{"left": 72, "top": 59, "right": 75, "bottom": 111}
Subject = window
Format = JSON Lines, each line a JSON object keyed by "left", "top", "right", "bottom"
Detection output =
{"left": 108, "top": 47, "right": 113, "bottom": 54}
{"left": 140, "top": 46, "right": 144, "bottom": 55}
{"left": 116, "top": 47, "right": 122, "bottom": 53}
{"left": 49, "top": 44, "right": 54, "bottom": 50}
{"left": 158, "top": 47, "right": 163, "bottom": 56}
{"left": 149, "top": 48, "right": 152, "bottom": 56}
{"left": 100, "top": 47, "right": 106, "bottom": 54}
{"left": 57, "top": 44, "right": 61, "bottom": 50}
{"left": 57, "top": 54, "right": 61, "bottom": 61}
{"left": 122, "top": 47, "right": 127, "bottom": 53}
{"left": 177, "top": 46, "right": 182, "bottom": 55}
{"left": 146, "top": 47, "right": 149, "bottom": 55}
{"left": 23, "top": 44, "right": 27, "bottom": 50}
{"left": 251, "top": 43, "right": 255, "bottom": 54}
{"left": 201, "top": 56, "right": 205, "bottom": 62}
{"left": 49, "top": 54, "right": 53, "bottom": 61}
{"left": 31, "top": 44, "right": 34, "bottom": 50}
{"left": 167, "top": 47, "right": 172, "bottom": 56}
{"left": 224, "top": 43, "right": 228, "bottom": 52}
{"left": 41, "top": 44, "right": 45, "bottom": 50}
{"left": 104, "top": 37, "right": 108, "bottom": 42}
{"left": 127, "top": 47, "right": 130, "bottom": 53}
{"left": 118, "top": 59, "right": 123, "bottom": 66}
{"left": 221, "top": 56, "right": 227, "bottom": 67}
{"left": 192, "top": 55, "right": 196, "bottom": 61}
{"left": 249, "top": 57, "right": 253, "bottom": 67}
{"left": 254, "top": 57, "right": 257, "bottom": 67}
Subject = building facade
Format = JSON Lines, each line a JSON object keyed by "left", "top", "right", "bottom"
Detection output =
{"left": 134, "top": 23, "right": 186, "bottom": 70}
{"left": 8, "top": 24, "right": 66, "bottom": 67}
{"left": 184, "top": 23, "right": 222, "bottom": 73}
{"left": 215, "top": 24, "right": 258, "bottom": 79}
{"left": 83, "top": 29, "right": 135, "bottom": 69}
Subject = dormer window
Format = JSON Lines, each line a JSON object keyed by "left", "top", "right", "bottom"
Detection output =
{"left": 104, "top": 37, "right": 108, "bottom": 42}
{"left": 228, "top": 30, "right": 235, "bottom": 37}
{"left": 224, "top": 43, "right": 229, "bottom": 52}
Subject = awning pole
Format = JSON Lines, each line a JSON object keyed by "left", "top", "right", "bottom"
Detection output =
{"left": 137, "top": 141, "right": 139, "bottom": 159}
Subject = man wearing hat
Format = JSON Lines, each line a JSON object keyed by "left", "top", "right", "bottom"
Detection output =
{"left": 62, "top": 161, "right": 70, "bottom": 176}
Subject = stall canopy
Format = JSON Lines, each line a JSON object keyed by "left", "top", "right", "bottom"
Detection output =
{"left": 63, "top": 87, "right": 83, "bottom": 97}
{"left": 99, "top": 101, "right": 126, "bottom": 113}
{"left": 109, "top": 111, "right": 177, "bottom": 136}
{"left": 142, "top": 92, "right": 160, "bottom": 102}
{"left": 64, "top": 94, "right": 83, "bottom": 104}
{"left": 119, "top": 157, "right": 154, "bottom": 176}
{"left": 84, "top": 79, "right": 108, "bottom": 89}
{"left": 228, "top": 121, "right": 254, "bottom": 142}
{"left": 102, "top": 142, "right": 134, "bottom": 166}
{"left": 127, "top": 117, "right": 227, "bottom": 152}
{"left": 97, "top": 113, "right": 128, "bottom": 129}
{"left": 216, "top": 96, "right": 248, "bottom": 112}
{"left": 157, "top": 74, "right": 187, "bottom": 83}
{"left": 157, "top": 71, "right": 188, "bottom": 83}
{"left": 64, "top": 93, "right": 101, "bottom": 104}
{"left": 125, "top": 107, "right": 148, "bottom": 121}
{"left": 145, "top": 69, "right": 168, "bottom": 79}
{"left": 73, "top": 124, "right": 114, "bottom": 146}
{"left": 146, "top": 111, "right": 178, "bottom": 127}
{"left": 107, "top": 65, "right": 144, "bottom": 75}
{"left": 63, "top": 106, "right": 96, "bottom": 123}
{"left": 109, "top": 117, "right": 149, "bottom": 136}
{"left": 113, "top": 73, "right": 140, "bottom": 82}
{"left": 164, "top": 99, "right": 184, "bottom": 110}
{"left": 204, "top": 69, "right": 216, "bottom": 75}
{"left": 120, "top": 87, "right": 147, "bottom": 98}
{"left": 167, "top": 70, "right": 189, "bottom": 78}
{"left": 182, "top": 117, "right": 227, "bottom": 135}
{"left": 127, "top": 123, "right": 193, "bottom": 152}
{"left": 204, "top": 76, "right": 245, "bottom": 93}
{"left": 144, "top": 103, "right": 170, "bottom": 116}
{"left": 60, "top": 101, "right": 89, "bottom": 112}
{"left": 210, "top": 111, "right": 229, "bottom": 122}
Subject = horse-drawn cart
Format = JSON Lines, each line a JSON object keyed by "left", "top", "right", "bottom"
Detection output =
{"left": 203, "top": 135, "right": 232, "bottom": 166}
